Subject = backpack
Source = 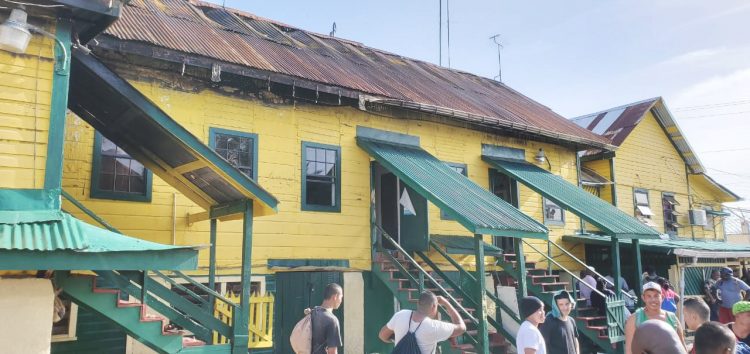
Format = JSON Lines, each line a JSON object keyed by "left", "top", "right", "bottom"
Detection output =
{"left": 290, "top": 308, "right": 314, "bottom": 354}
{"left": 392, "top": 311, "right": 424, "bottom": 354}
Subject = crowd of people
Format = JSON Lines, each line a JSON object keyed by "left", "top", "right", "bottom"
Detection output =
{"left": 299, "top": 265, "right": 750, "bottom": 354}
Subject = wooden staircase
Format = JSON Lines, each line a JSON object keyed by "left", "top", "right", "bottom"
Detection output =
{"left": 373, "top": 251, "right": 510, "bottom": 354}
{"left": 56, "top": 272, "right": 232, "bottom": 354}
{"left": 496, "top": 253, "right": 616, "bottom": 353}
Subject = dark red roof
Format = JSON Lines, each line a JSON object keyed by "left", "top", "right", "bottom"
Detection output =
{"left": 571, "top": 98, "right": 659, "bottom": 146}
{"left": 101, "top": 0, "right": 611, "bottom": 148}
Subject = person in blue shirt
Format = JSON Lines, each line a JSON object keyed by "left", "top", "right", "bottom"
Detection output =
{"left": 716, "top": 267, "right": 750, "bottom": 324}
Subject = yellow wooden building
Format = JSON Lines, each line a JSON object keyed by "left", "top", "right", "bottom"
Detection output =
{"left": 4, "top": 2, "right": 748, "bottom": 354}
{"left": 568, "top": 97, "right": 745, "bottom": 299}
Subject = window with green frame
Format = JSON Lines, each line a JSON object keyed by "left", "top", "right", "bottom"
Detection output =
{"left": 543, "top": 198, "right": 565, "bottom": 226}
{"left": 440, "top": 162, "right": 467, "bottom": 220}
{"left": 209, "top": 127, "right": 258, "bottom": 180}
{"left": 90, "top": 131, "right": 152, "bottom": 202}
{"left": 301, "top": 142, "right": 341, "bottom": 212}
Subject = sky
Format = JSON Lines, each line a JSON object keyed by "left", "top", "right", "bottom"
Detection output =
{"left": 207, "top": 0, "right": 750, "bottom": 208}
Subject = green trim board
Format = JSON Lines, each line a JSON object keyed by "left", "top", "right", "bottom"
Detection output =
{"left": 301, "top": 141, "right": 342, "bottom": 212}
{"left": 482, "top": 156, "right": 660, "bottom": 239}
{"left": 440, "top": 162, "right": 468, "bottom": 220}
{"left": 67, "top": 50, "right": 278, "bottom": 217}
{"left": 267, "top": 259, "right": 350, "bottom": 269}
{"left": 44, "top": 19, "right": 73, "bottom": 190}
{"left": 209, "top": 127, "right": 259, "bottom": 181}
{"left": 0, "top": 188, "right": 61, "bottom": 211}
{"left": 90, "top": 131, "right": 153, "bottom": 202}
{"left": 357, "top": 135, "right": 547, "bottom": 239}
{"left": 431, "top": 235, "right": 503, "bottom": 256}
{"left": 563, "top": 234, "right": 750, "bottom": 258}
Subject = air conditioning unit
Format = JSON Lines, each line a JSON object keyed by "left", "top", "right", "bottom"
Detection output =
{"left": 689, "top": 209, "right": 707, "bottom": 226}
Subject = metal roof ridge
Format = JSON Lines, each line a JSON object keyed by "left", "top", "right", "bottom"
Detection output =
{"left": 570, "top": 97, "right": 661, "bottom": 121}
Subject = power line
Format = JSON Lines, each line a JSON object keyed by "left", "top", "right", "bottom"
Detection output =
{"left": 674, "top": 99, "right": 750, "bottom": 111}
{"left": 699, "top": 147, "right": 750, "bottom": 154}
{"left": 679, "top": 110, "right": 750, "bottom": 120}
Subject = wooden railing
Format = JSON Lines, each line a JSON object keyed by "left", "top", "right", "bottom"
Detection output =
{"left": 214, "top": 292, "right": 274, "bottom": 348}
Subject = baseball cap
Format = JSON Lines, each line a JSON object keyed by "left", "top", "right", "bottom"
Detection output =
{"left": 642, "top": 281, "right": 662, "bottom": 293}
{"left": 721, "top": 267, "right": 733, "bottom": 276}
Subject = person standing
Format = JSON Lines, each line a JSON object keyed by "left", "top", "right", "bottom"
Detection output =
{"left": 704, "top": 269, "right": 721, "bottom": 321}
{"left": 539, "top": 290, "right": 578, "bottom": 354}
{"left": 625, "top": 282, "right": 686, "bottom": 354}
{"left": 311, "top": 283, "right": 344, "bottom": 354}
{"left": 716, "top": 267, "right": 750, "bottom": 324}
{"left": 516, "top": 296, "right": 547, "bottom": 354}
{"left": 378, "top": 292, "right": 465, "bottom": 354}
{"left": 578, "top": 268, "right": 596, "bottom": 306}
{"left": 683, "top": 298, "right": 711, "bottom": 354}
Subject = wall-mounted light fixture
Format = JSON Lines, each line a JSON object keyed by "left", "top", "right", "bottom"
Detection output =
{"left": 0, "top": 8, "right": 69, "bottom": 74}
{"left": 534, "top": 148, "right": 552, "bottom": 170}
{"left": 0, "top": 9, "right": 32, "bottom": 53}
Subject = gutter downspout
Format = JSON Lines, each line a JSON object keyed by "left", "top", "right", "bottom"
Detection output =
{"left": 686, "top": 164, "right": 695, "bottom": 240}
{"left": 576, "top": 151, "right": 585, "bottom": 234}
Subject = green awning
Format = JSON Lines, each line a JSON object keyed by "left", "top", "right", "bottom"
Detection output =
{"left": 68, "top": 50, "right": 277, "bottom": 217}
{"left": 0, "top": 189, "right": 199, "bottom": 270}
{"left": 562, "top": 234, "right": 750, "bottom": 258}
{"left": 483, "top": 156, "right": 659, "bottom": 239}
{"left": 431, "top": 235, "right": 504, "bottom": 256}
{"left": 356, "top": 130, "right": 547, "bottom": 239}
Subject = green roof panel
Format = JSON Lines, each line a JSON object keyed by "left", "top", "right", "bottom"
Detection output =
{"left": 483, "top": 156, "right": 660, "bottom": 239}
{"left": 562, "top": 234, "right": 750, "bottom": 258}
{"left": 431, "top": 235, "right": 504, "bottom": 256}
{"left": 357, "top": 137, "right": 547, "bottom": 239}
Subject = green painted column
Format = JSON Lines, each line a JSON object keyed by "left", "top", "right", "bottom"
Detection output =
{"left": 474, "top": 234, "right": 489, "bottom": 354}
{"left": 612, "top": 237, "right": 622, "bottom": 296}
{"left": 633, "top": 239, "right": 643, "bottom": 300}
{"left": 232, "top": 201, "right": 252, "bottom": 353}
{"left": 515, "top": 240, "right": 528, "bottom": 297}
{"left": 208, "top": 218, "right": 217, "bottom": 311}
{"left": 44, "top": 19, "right": 72, "bottom": 189}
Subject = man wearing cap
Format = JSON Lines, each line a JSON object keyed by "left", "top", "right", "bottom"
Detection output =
{"left": 625, "top": 281, "right": 686, "bottom": 354}
{"left": 516, "top": 296, "right": 547, "bottom": 354}
{"left": 716, "top": 267, "right": 750, "bottom": 323}
{"left": 539, "top": 290, "right": 578, "bottom": 354}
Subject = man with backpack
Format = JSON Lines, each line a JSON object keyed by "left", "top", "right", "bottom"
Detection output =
{"left": 310, "top": 283, "right": 344, "bottom": 354}
{"left": 378, "top": 291, "right": 466, "bottom": 354}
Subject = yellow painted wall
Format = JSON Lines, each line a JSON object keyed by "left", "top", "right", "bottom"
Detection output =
{"left": 688, "top": 175, "right": 727, "bottom": 240}
{"left": 61, "top": 68, "right": 587, "bottom": 275}
{"left": 0, "top": 20, "right": 55, "bottom": 189}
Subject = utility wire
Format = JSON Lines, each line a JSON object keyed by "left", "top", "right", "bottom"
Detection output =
{"left": 679, "top": 110, "right": 750, "bottom": 120}
{"left": 674, "top": 99, "right": 750, "bottom": 112}
{"left": 699, "top": 147, "right": 750, "bottom": 154}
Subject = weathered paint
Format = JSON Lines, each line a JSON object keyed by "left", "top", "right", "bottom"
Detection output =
{"left": 61, "top": 64, "right": 587, "bottom": 274}
{"left": 0, "top": 19, "right": 56, "bottom": 189}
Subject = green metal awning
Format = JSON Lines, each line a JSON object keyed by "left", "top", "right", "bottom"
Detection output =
{"left": 0, "top": 189, "right": 199, "bottom": 270}
{"left": 431, "top": 235, "right": 504, "bottom": 256}
{"left": 483, "top": 156, "right": 660, "bottom": 239}
{"left": 562, "top": 234, "right": 750, "bottom": 258}
{"left": 356, "top": 130, "right": 547, "bottom": 239}
{"left": 68, "top": 49, "right": 278, "bottom": 217}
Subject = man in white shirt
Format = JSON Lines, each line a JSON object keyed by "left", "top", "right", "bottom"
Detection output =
{"left": 378, "top": 291, "right": 466, "bottom": 354}
{"left": 516, "top": 296, "right": 547, "bottom": 354}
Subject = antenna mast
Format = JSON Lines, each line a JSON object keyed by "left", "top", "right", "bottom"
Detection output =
{"left": 490, "top": 34, "right": 503, "bottom": 82}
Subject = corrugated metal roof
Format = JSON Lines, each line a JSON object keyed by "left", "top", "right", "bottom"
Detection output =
{"left": 99, "top": 0, "right": 612, "bottom": 149}
{"left": 563, "top": 234, "right": 750, "bottom": 258}
{"left": 483, "top": 157, "right": 660, "bottom": 239}
{"left": 0, "top": 212, "right": 198, "bottom": 252}
{"left": 571, "top": 97, "right": 706, "bottom": 174}
{"left": 356, "top": 137, "right": 548, "bottom": 238}
{"left": 431, "top": 234, "right": 504, "bottom": 255}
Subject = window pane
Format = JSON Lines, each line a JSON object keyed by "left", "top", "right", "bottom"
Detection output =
{"left": 101, "top": 138, "right": 116, "bottom": 155}
{"left": 101, "top": 156, "right": 115, "bottom": 174}
{"left": 114, "top": 175, "right": 129, "bottom": 192}
{"left": 325, "top": 163, "right": 335, "bottom": 177}
{"left": 544, "top": 199, "right": 564, "bottom": 222}
{"left": 306, "top": 147, "right": 316, "bottom": 162}
{"left": 307, "top": 181, "right": 334, "bottom": 206}
{"left": 215, "top": 134, "right": 229, "bottom": 149}
{"left": 130, "top": 175, "right": 146, "bottom": 193}
{"left": 306, "top": 161, "right": 316, "bottom": 176}
{"left": 316, "top": 148, "right": 326, "bottom": 162}
{"left": 315, "top": 162, "right": 326, "bottom": 176}
{"left": 115, "top": 158, "right": 131, "bottom": 176}
{"left": 226, "top": 136, "right": 239, "bottom": 150}
{"left": 326, "top": 150, "right": 336, "bottom": 164}
{"left": 130, "top": 161, "right": 145, "bottom": 177}
{"left": 239, "top": 167, "right": 252, "bottom": 177}
{"left": 99, "top": 173, "right": 114, "bottom": 191}
{"left": 635, "top": 191, "right": 648, "bottom": 205}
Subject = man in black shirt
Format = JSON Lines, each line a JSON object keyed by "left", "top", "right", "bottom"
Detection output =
{"left": 540, "top": 290, "right": 579, "bottom": 354}
{"left": 311, "top": 283, "right": 344, "bottom": 354}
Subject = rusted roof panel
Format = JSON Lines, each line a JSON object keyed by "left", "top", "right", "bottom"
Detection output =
{"left": 102, "top": 0, "right": 611, "bottom": 148}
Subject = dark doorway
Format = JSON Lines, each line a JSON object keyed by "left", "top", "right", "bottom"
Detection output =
{"left": 373, "top": 163, "right": 429, "bottom": 252}
{"left": 489, "top": 169, "right": 519, "bottom": 252}
{"left": 380, "top": 172, "right": 399, "bottom": 248}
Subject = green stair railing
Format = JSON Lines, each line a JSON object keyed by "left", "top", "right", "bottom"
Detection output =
{"left": 61, "top": 190, "right": 244, "bottom": 348}
{"left": 373, "top": 225, "right": 483, "bottom": 349}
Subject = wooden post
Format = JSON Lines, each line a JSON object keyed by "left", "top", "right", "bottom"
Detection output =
{"left": 612, "top": 237, "right": 622, "bottom": 296}
{"left": 474, "top": 234, "right": 489, "bottom": 354}
{"left": 633, "top": 239, "right": 643, "bottom": 300}
{"left": 515, "top": 240, "right": 528, "bottom": 297}
{"left": 208, "top": 218, "right": 217, "bottom": 310}
{"left": 232, "top": 201, "right": 252, "bottom": 353}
